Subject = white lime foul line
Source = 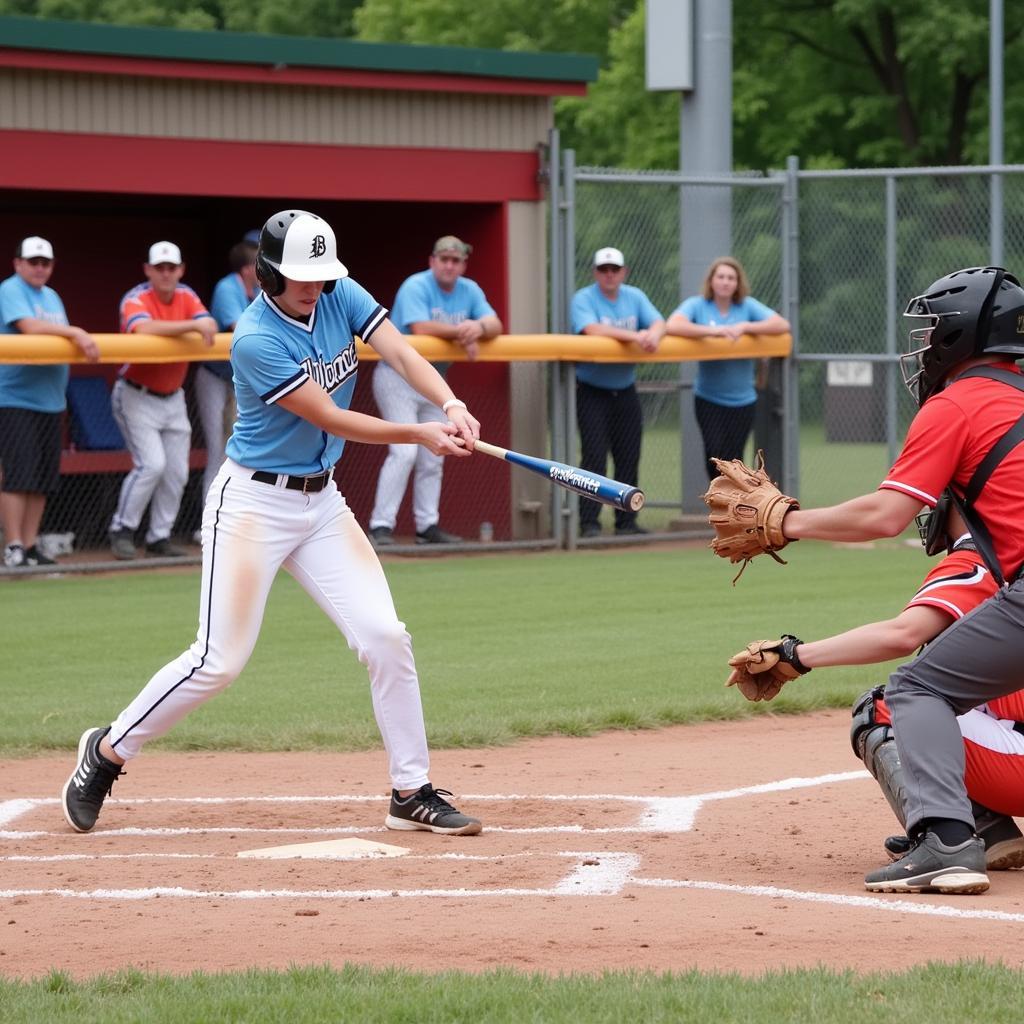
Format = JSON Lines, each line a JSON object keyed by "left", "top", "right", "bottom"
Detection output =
{"left": 633, "top": 877, "right": 1024, "bottom": 923}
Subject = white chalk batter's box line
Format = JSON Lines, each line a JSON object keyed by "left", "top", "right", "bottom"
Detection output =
{"left": 8, "top": 771, "right": 1024, "bottom": 922}
{"left": 0, "top": 771, "right": 868, "bottom": 837}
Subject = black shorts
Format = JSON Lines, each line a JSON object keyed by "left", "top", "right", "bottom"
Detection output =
{"left": 0, "top": 407, "right": 63, "bottom": 495}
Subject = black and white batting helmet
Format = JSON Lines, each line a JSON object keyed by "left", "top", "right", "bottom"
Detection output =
{"left": 255, "top": 210, "right": 348, "bottom": 297}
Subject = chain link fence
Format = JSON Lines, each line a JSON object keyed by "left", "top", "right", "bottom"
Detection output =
{"left": 555, "top": 154, "right": 1024, "bottom": 519}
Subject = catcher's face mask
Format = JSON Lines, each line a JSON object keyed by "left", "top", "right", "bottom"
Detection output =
{"left": 898, "top": 292, "right": 957, "bottom": 404}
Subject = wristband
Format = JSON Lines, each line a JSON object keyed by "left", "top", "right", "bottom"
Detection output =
{"left": 442, "top": 399, "right": 467, "bottom": 414}
{"left": 779, "top": 634, "right": 811, "bottom": 674}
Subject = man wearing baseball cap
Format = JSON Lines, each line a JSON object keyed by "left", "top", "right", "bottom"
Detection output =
{"left": 570, "top": 246, "right": 665, "bottom": 537}
{"left": 368, "top": 235, "right": 502, "bottom": 546}
{"left": 107, "top": 241, "right": 218, "bottom": 560}
{"left": 0, "top": 236, "right": 99, "bottom": 568}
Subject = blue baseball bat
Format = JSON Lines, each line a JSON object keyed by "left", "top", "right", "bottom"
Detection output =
{"left": 474, "top": 440, "right": 645, "bottom": 513}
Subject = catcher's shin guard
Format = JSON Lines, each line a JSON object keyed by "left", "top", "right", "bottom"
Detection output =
{"left": 850, "top": 687, "right": 908, "bottom": 828}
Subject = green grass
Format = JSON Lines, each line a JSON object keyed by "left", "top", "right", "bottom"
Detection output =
{"left": 5, "top": 540, "right": 926, "bottom": 756}
{"left": 3, "top": 962, "right": 1024, "bottom": 1023}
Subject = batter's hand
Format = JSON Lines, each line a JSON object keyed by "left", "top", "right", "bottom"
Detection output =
{"left": 446, "top": 404, "right": 480, "bottom": 447}
{"left": 419, "top": 421, "right": 470, "bottom": 457}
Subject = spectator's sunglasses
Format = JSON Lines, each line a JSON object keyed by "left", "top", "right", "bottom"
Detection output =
{"left": 24, "top": 257, "right": 53, "bottom": 267}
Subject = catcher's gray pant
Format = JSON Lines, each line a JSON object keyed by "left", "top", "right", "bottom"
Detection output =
{"left": 369, "top": 362, "right": 445, "bottom": 533}
{"left": 106, "top": 459, "right": 431, "bottom": 790}
{"left": 193, "top": 366, "right": 233, "bottom": 501}
{"left": 886, "top": 578, "right": 1024, "bottom": 833}
{"left": 109, "top": 379, "right": 191, "bottom": 543}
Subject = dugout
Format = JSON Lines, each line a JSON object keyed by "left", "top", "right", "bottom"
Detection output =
{"left": 0, "top": 16, "right": 597, "bottom": 542}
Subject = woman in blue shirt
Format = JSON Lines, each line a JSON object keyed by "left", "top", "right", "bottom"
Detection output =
{"left": 666, "top": 257, "right": 789, "bottom": 479}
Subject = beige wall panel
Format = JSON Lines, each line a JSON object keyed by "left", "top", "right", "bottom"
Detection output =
{"left": 0, "top": 69, "right": 552, "bottom": 151}
{"left": 506, "top": 200, "right": 550, "bottom": 538}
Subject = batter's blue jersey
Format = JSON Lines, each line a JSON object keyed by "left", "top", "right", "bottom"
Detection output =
{"left": 226, "top": 280, "right": 387, "bottom": 475}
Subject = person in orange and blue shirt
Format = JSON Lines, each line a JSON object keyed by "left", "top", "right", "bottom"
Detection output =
{"left": 108, "top": 241, "right": 217, "bottom": 561}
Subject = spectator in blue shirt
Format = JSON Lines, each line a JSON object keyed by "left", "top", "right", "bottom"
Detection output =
{"left": 0, "top": 236, "right": 98, "bottom": 568}
{"left": 368, "top": 236, "right": 501, "bottom": 546}
{"left": 666, "top": 256, "right": 790, "bottom": 480}
{"left": 570, "top": 246, "right": 665, "bottom": 537}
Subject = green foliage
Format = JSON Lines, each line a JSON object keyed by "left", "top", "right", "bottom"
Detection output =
{"left": 5, "top": 0, "right": 1023, "bottom": 170}
{"left": 0, "top": 0, "right": 362, "bottom": 35}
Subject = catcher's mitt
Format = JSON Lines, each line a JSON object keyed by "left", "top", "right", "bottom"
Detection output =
{"left": 725, "top": 635, "right": 810, "bottom": 703}
{"left": 701, "top": 450, "right": 799, "bottom": 581}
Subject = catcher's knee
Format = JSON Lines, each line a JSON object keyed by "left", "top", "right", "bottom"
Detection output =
{"left": 850, "top": 685, "right": 888, "bottom": 760}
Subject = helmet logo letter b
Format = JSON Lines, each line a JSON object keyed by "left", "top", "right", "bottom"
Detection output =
{"left": 310, "top": 235, "right": 326, "bottom": 259}
{"left": 1017, "top": 313, "right": 1024, "bottom": 335}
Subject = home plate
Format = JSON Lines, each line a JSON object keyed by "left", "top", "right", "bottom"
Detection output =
{"left": 237, "top": 838, "right": 411, "bottom": 860}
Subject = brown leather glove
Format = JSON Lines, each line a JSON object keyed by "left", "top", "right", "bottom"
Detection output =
{"left": 725, "top": 635, "right": 810, "bottom": 702}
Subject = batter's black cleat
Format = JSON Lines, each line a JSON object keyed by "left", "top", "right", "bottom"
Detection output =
{"left": 61, "top": 727, "right": 125, "bottom": 833}
{"left": 865, "top": 832, "right": 988, "bottom": 894}
{"left": 385, "top": 784, "right": 482, "bottom": 835}
{"left": 885, "top": 810, "right": 1024, "bottom": 871}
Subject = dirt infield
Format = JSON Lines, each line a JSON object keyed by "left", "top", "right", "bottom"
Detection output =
{"left": 4, "top": 710, "right": 1024, "bottom": 979}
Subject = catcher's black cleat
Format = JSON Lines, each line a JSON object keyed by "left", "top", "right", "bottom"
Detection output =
{"left": 865, "top": 832, "right": 988, "bottom": 894}
{"left": 61, "top": 727, "right": 125, "bottom": 833}
{"left": 885, "top": 809, "right": 1024, "bottom": 871}
{"left": 385, "top": 784, "right": 482, "bottom": 835}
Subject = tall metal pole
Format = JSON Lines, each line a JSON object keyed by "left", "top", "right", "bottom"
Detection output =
{"left": 678, "top": 0, "right": 733, "bottom": 513}
{"left": 990, "top": 0, "right": 1004, "bottom": 265}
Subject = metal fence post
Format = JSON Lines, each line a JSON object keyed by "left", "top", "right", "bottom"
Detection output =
{"left": 563, "top": 148, "right": 578, "bottom": 550}
{"left": 781, "top": 155, "right": 800, "bottom": 497}
{"left": 884, "top": 174, "right": 899, "bottom": 465}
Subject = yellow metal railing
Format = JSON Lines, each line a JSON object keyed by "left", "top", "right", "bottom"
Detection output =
{"left": 0, "top": 332, "right": 792, "bottom": 365}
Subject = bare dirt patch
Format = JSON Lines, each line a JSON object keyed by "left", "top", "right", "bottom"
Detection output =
{"left": 4, "top": 711, "right": 1024, "bottom": 979}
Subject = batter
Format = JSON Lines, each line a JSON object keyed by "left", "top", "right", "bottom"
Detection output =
{"left": 62, "top": 210, "right": 482, "bottom": 837}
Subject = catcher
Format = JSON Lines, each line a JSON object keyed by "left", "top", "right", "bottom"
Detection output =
{"left": 724, "top": 505, "right": 1024, "bottom": 880}
{"left": 703, "top": 265, "right": 1024, "bottom": 895}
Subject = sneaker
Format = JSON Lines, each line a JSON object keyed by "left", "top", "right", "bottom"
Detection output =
{"left": 615, "top": 523, "right": 649, "bottom": 536}
{"left": 24, "top": 545, "right": 56, "bottom": 566}
{"left": 415, "top": 524, "right": 462, "bottom": 545}
{"left": 61, "top": 727, "right": 125, "bottom": 833}
{"left": 864, "top": 831, "right": 988, "bottom": 894}
{"left": 369, "top": 526, "right": 394, "bottom": 547}
{"left": 109, "top": 528, "right": 137, "bottom": 561}
{"left": 885, "top": 811, "right": 1024, "bottom": 870}
{"left": 579, "top": 523, "right": 602, "bottom": 539}
{"left": 145, "top": 538, "right": 187, "bottom": 558}
{"left": 385, "top": 784, "right": 482, "bottom": 835}
{"left": 3, "top": 543, "right": 25, "bottom": 567}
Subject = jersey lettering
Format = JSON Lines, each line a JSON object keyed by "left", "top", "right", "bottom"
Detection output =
{"left": 299, "top": 341, "right": 357, "bottom": 394}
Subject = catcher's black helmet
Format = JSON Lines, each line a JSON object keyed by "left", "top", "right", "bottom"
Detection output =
{"left": 901, "top": 266, "right": 1024, "bottom": 406}
{"left": 255, "top": 210, "right": 348, "bottom": 297}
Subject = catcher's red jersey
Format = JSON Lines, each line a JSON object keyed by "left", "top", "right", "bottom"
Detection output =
{"left": 881, "top": 362, "right": 1024, "bottom": 581}
{"left": 901, "top": 549, "right": 1024, "bottom": 721}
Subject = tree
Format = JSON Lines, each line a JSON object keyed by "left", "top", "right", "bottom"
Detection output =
{"left": 0, "top": 0, "right": 362, "bottom": 36}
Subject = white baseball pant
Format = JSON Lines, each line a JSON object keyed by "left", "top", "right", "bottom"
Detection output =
{"left": 369, "top": 362, "right": 446, "bottom": 534}
{"left": 193, "top": 366, "right": 233, "bottom": 500}
{"left": 109, "top": 378, "right": 191, "bottom": 543}
{"left": 106, "top": 458, "right": 431, "bottom": 790}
